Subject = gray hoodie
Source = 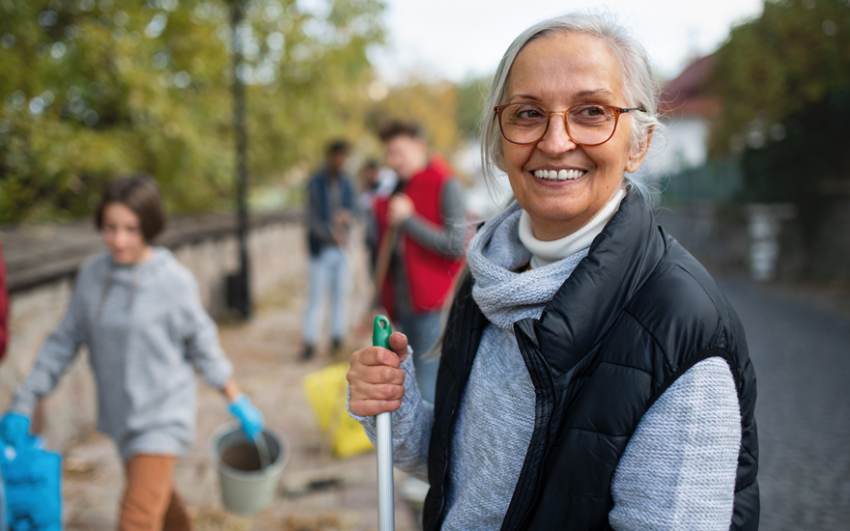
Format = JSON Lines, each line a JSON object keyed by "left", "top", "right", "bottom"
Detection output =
{"left": 11, "top": 248, "right": 233, "bottom": 460}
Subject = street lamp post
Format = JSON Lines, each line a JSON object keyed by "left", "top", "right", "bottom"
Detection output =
{"left": 226, "top": 0, "right": 252, "bottom": 319}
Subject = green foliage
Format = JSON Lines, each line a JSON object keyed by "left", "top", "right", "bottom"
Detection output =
{"left": 0, "top": 0, "right": 385, "bottom": 223}
{"left": 358, "top": 74, "right": 493, "bottom": 182}
{"left": 366, "top": 80, "right": 460, "bottom": 157}
{"left": 708, "top": 0, "right": 850, "bottom": 155}
{"left": 454, "top": 74, "right": 491, "bottom": 138}
{"left": 707, "top": 1, "right": 850, "bottom": 279}
{"left": 739, "top": 88, "right": 850, "bottom": 227}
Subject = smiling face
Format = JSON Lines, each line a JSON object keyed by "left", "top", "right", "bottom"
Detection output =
{"left": 100, "top": 202, "right": 152, "bottom": 265}
{"left": 502, "top": 32, "right": 651, "bottom": 240}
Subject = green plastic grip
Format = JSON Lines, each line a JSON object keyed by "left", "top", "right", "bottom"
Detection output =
{"left": 372, "top": 315, "right": 392, "bottom": 349}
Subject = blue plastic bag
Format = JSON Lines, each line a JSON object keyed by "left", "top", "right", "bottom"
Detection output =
{"left": 0, "top": 435, "right": 62, "bottom": 531}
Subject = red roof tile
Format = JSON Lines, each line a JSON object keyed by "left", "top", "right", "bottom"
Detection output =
{"left": 658, "top": 55, "right": 720, "bottom": 117}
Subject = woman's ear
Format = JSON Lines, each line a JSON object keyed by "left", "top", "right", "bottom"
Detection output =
{"left": 626, "top": 126, "right": 654, "bottom": 173}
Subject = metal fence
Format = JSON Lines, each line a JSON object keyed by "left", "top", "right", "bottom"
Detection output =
{"left": 657, "top": 160, "right": 743, "bottom": 204}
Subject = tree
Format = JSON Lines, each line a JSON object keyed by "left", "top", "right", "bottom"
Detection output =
{"left": 366, "top": 79, "right": 460, "bottom": 155}
{"left": 0, "top": 0, "right": 385, "bottom": 223}
{"left": 708, "top": 0, "right": 850, "bottom": 156}
{"left": 707, "top": 0, "right": 850, "bottom": 280}
{"left": 357, "top": 73, "right": 492, "bottom": 185}
{"left": 454, "top": 74, "right": 491, "bottom": 139}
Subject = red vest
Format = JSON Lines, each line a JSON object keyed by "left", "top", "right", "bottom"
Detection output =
{"left": 374, "top": 157, "right": 464, "bottom": 318}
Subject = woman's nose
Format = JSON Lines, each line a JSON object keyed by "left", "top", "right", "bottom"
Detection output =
{"left": 536, "top": 113, "right": 577, "bottom": 156}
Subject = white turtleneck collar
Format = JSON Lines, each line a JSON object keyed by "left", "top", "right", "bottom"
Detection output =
{"left": 519, "top": 185, "right": 627, "bottom": 269}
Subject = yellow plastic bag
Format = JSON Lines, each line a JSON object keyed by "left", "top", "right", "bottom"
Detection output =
{"left": 303, "top": 362, "right": 374, "bottom": 458}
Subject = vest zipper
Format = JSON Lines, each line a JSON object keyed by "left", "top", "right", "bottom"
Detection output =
{"left": 500, "top": 318, "right": 557, "bottom": 531}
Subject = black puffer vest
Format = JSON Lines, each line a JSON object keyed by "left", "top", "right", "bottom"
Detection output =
{"left": 423, "top": 190, "right": 759, "bottom": 531}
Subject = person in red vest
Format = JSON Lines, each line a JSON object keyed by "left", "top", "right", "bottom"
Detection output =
{"left": 373, "top": 121, "right": 466, "bottom": 405}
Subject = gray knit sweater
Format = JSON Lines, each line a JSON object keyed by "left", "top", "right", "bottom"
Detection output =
{"left": 352, "top": 200, "right": 742, "bottom": 530}
{"left": 11, "top": 248, "right": 233, "bottom": 460}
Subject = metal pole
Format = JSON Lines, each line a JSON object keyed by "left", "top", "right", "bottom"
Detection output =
{"left": 231, "top": 0, "right": 251, "bottom": 319}
{"left": 377, "top": 411, "right": 395, "bottom": 531}
{"left": 372, "top": 316, "right": 395, "bottom": 531}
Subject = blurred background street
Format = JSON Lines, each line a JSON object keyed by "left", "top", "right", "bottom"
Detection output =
{"left": 722, "top": 280, "right": 850, "bottom": 530}
{"left": 2, "top": 0, "right": 850, "bottom": 529}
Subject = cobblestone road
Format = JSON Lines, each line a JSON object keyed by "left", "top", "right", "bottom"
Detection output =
{"left": 720, "top": 279, "right": 850, "bottom": 531}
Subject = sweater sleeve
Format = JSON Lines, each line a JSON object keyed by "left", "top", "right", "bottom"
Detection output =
{"left": 11, "top": 276, "right": 88, "bottom": 417}
{"left": 348, "top": 353, "right": 433, "bottom": 481}
{"left": 608, "top": 357, "right": 741, "bottom": 531}
{"left": 181, "top": 274, "right": 233, "bottom": 389}
{"left": 400, "top": 179, "right": 466, "bottom": 259}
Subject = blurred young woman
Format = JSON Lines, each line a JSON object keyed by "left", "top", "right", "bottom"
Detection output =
{"left": 0, "top": 175, "right": 263, "bottom": 531}
{"left": 347, "top": 12, "right": 758, "bottom": 531}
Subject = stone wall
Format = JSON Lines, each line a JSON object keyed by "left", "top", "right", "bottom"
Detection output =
{"left": 0, "top": 212, "right": 308, "bottom": 452}
{"left": 171, "top": 217, "right": 307, "bottom": 318}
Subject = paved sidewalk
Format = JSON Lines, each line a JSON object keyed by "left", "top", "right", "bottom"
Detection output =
{"left": 61, "top": 267, "right": 419, "bottom": 530}
{"left": 720, "top": 279, "right": 850, "bottom": 530}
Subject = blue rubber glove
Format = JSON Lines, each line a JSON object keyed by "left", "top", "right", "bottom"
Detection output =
{"left": 0, "top": 412, "right": 30, "bottom": 448}
{"left": 228, "top": 394, "right": 264, "bottom": 440}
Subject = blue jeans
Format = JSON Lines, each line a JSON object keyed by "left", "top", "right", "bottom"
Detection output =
{"left": 397, "top": 311, "right": 442, "bottom": 405}
{"left": 303, "top": 246, "right": 349, "bottom": 345}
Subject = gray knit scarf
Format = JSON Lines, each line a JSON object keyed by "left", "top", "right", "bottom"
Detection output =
{"left": 466, "top": 201, "right": 589, "bottom": 329}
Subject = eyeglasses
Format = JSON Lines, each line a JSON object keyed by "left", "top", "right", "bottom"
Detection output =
{"left": 494, "top": 102, "right": 646, "bottom": 147}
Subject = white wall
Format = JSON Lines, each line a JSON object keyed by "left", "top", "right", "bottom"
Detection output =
{"left": 655, "top": 116, "right": 710, "bottom": 175}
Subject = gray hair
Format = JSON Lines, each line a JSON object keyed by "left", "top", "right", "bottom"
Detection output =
{"left": 480, "top": 11, "right": 663, "bottom": 184}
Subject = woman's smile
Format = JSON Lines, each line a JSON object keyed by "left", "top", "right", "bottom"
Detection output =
{"left": 530, "top": 168, "right": 588, "bottom": 182}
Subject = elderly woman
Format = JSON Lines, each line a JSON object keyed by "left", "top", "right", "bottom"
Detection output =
{"left": 348, "top": 12, "right": 758, "bottom": 531}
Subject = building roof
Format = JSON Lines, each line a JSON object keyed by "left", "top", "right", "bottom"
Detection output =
{"left": 658, "top": 55, "right": 721, "bottom": 118}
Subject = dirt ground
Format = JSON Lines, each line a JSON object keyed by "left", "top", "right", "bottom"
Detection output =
{"left": 60, "top": 257, "right": 420, "bottom": 531}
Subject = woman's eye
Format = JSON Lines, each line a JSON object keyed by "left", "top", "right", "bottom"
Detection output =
{"left": 515, "top": 107, "right": 543, "bottom": 119}
{"left": 570, "top": 105, "right": 612, "bottom": 124}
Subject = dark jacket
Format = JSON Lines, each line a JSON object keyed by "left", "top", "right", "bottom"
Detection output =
{"left": 306, "top": 169, "right": 355, "bottom": 257}
{"left": 423, "top": 189, "right": 759, "bottom": 531}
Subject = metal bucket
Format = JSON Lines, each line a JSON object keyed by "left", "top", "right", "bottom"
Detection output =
{"left": 210, "top": 422, "right": 289, "bottom": 515}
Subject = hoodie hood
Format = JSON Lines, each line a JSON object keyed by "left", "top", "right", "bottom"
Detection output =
{"left": 98, "top": 247, "right": 174, "bottom": 316}
{"left": 105, "top": 247, "right": 172, "bottom": 285}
